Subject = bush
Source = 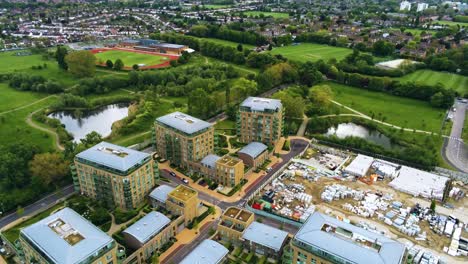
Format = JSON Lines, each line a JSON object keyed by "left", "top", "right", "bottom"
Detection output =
{"left": 114, "top": 208, "right": 138, "bottom": 224}
{"left": 282, "top": 139, "right": 290, "bottom": 151}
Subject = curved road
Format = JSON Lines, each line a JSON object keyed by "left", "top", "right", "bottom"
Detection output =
{"left": 442, "top": 101, "right": 468, "bottom": 172}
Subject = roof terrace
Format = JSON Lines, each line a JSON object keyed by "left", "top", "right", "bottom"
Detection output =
{"left": 169, "top": 185, "right": 197, "bottom": 202}
{"left": 217, "top": 156, "right": 242, "bottom": 167}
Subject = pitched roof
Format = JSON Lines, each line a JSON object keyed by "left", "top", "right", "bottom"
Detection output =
{"left": 156, "top": 112, "right": 212, "bottom": 135}
{"left": 294, "top": 212, "right": 406, "bottom": 264}
{"left": 20, "top": 208, "right": 114, "bottom": 264}
{"left": 242, "top": 222, "right": 289, "bottom": 251}
{"left": 75, "top": 142, "right": 150, "bottom": 172}
{"left": 238, "top": 142, "right": 268, "bottom": 159}
{"left": 122, "top": 212, "right": 171, "bottom": 244}
{"left": 149, "top": 185, "right": 175, "bottom": 203}
{"left": 180, "top": 239, "right": 228, "bottom": 264}
{"left": 240, "top": 97, "right": 282, "bottom": 112}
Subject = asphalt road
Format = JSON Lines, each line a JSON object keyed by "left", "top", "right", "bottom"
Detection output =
{"left": 0, "top": 185, "right": 75, "bottom": 230}
{"left": 443, "top": 100, "right": 468, "bottom": 173}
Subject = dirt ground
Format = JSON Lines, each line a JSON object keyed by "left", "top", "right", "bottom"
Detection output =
{"left": 269, "top": 175, "right": 467, "bottom": 259}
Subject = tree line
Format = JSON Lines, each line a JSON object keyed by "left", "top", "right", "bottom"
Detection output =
{"left": 188, "top": 24, "right": 268, "bottom": 46}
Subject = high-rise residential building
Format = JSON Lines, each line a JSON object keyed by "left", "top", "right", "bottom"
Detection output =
{"left": 166, "top": 185, "right": 200, "bottom": 225}
{"left": 154, "top": 112, "right": 214, "bottom": 169}
{"left": 19, "top": 208, "right": 117, "bottom": 264}
{"left": 71, "top": 142, "right": 157, "bottom": 210}
{"left": 400, "top": 1, "right": 412, "bottom": 11}
{"left": 215, "top": 155, "right": 245, "bottom": 187}
{"left": 288, "top": 212, "right": 406, "bottom": 264}
{"left": 238, "top": 97, "right": 283, "bottom": 145}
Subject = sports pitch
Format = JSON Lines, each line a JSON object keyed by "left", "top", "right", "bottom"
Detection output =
{"left": 270, "top": 43, "right": 353, "bottom": 62}
{"left": 94, "top": 50, "right": 170, "bottom": 67}
{"left": 397, "top": 70, "right": 468, "bottom": 94}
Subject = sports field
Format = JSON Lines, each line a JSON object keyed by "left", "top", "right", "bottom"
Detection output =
{"left": 326, "top": 82, "right": 445, "bottom": 132}
{"left": 204, "top": 4, "right": 232, "bottom": 9}
{"left": 244, "top": 11, "right": 289, "bottom": 18}
{"left": 271, "top": 43, "right": 353, "bottom": 62}
{"left": 397, "top": 70, "right": 468, "bottom": 94}
{"left": 94, "top": 50, "right": 170, "bottom": 68}
{"left": 199, "top": 37, "right": 255, "bottom": 49}
{"left": 435, "top": 20, "right": 468, "bottom": 27}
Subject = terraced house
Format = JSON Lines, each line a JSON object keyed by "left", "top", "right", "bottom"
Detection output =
{"left": 154, "top": 112, "right": 214, "bottom": 170}
{"left": 218, "top": 207, "right": 254, "bottom": 244}
{"left": 19, "top": 208, "right": 117, "bottom": 264}
{"left": 238, "top": 97, "right": 284, "bottom": 145}
{"left": 71, "top": 142, "right": 158, "bottom": 210}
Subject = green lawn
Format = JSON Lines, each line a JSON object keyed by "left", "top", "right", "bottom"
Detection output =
{"left": 198, "top": 37, "right": 255, "bottom": 49}
{"left": 397, "top": 70, "right": 468, "bottom": 95}
{"left": 204, "top": 4, "right": 232, "bottom": 9}
{"left": 215, "top": 119, "right": 236, "bottom": 130}
{"left": 271, "top": 43, "right": 354, "bottom": 62}
{"left": 244, "top": 11, "right": 289, "bottom": 18}
{"left": 326, "top": 82, "right": 445, "bottom": 132}
{"left": 0, "top": 83, "right": 47, "bottom": 113}
{"left": 94, "top": 50, "right": 169, "bottom": 67}
{"left": 462, "top": 112, "right": 468, "bottom": 143}
{"left": 434, "top": 20, "right": 468, "bottom": 27}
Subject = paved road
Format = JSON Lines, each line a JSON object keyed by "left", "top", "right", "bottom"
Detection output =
{"left": 0, "top": 185, "right": 75, "bottom": 230}
{"left": 443, "top": 101, "right": 468, "bottom": 173}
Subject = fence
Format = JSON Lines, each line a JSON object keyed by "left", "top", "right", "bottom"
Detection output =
{"left": 435, "top": 167, "right": 468, "bottom": 184}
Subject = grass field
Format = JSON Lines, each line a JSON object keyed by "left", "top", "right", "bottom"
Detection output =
{"left": 198, "top": 37, "right": 255, "bottom": 49}
{"left": 244, "top": 11, "right": 289, "bottom": 18}
{"left": 271, "top": 43, "right": 353, "bottom": 62}
{"left": 0, "top": 83, "right": 47, "bottom": 113}
{"left": 435, "top": 20, "right": 468, "bottom": 27}
{"left": 94, "top": 50, "right": 169, "bottom": 67}
{"left": 204, "top": 4, "right": 232, "bottom": 9}
{"left": 397, "top": 70, "right": 468, "bottom": 95}
{"left": 326, "top": 82, "right": 445, "bottom": 132}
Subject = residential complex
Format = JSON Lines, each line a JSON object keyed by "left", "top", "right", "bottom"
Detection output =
{"left": 71, "top": 142, "right": 157, "bottom": 210}
{"left": 238, "top": 97, "right": 283, "bottom": 145}
{"left": 218, "top": 207, "right": 254, "bottom": 243}
{"left": 238, "top": 142, "right": 269, "bottom": 170}
{"left": 289, "top": 212, "right": 407, "bottom": 264}
{"left": 19, "top": 208, "right": 117, "bottom": 264}
{"left": 154, "top": 112, "right": 214, "bottom": 170}
{"left": 215, "top": 155, "right": 245, "bottom": 187}
{"left": 166, "top": 185, "right": 200, "bottom": 225}
{"left": 180, "top": 239, "right": 229, "bottom": 264}
{"left": 242, "top": 222, "right": 289, "bottom": 260}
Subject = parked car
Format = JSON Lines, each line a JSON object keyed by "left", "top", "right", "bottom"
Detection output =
{"left": 182, "top": 178, "right": 189, "bottom": 184}
{"left": 169, "top": 171, "right": 176, "bottom": 177}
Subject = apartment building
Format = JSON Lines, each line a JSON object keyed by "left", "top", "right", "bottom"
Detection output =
{"left": 72, "top": 142, "right": 157, "bottom": 210}
{"left": 288, "top": 212, "right": 406, "bottom": 264}
{"left": 154, "top": 112, "right": 214, "bottom": 170}
{"left": 238, "top": 142, "right": 269, "bottom": 170}
{"left": 180, "top": 239, "right": 229, "bottom": 264}
{"left": 242, "top": 222, "right": 289, "bottom": 260}
{"left": 238, "top": 97, "right": 283, "bottom": 145}
{"left": 215, "top": 155, "right": 245, "bottom": 187}
{"left": 19, "top": 208, "right": 117, "bottom": 264}
{"left": 166, "top": 185, "right": 200, "bottom": 225}
{"left": 218, "top": 207, "right": 254, "bottom": 244}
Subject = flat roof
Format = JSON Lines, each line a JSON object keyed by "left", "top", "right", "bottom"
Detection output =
{"left": 75, "top": 142, "right": 150, "bottom": 173}
{"left": 344, "top": 154, "right": 374, "bottom": 177}
{"left": 149, "top": 185, "right": 175, "bottom": 203}
{"left": 217, "top": 155, "right": 242, "bottom": 167}
{"left": 294, "top": 212, "right": 406, "bottom": 264}
{"left": 238, "top": 142, "right": 268, "bottom": 159}
{"left": 180, "top": 239, "right": 228, "bottom": 264}
{"left": 240, "top": 97, "right": 282, "bottom": 112}
{"left": 20, "top": 208, "right": 114, "bottom": 264}
{"left": 201, "top": 154, "right": 221, "bottom": 169}
{"left": 153, "top": 43, "right": 186, "bottom": 49}
{"left": 123, "top": 212, "right": 170, "bottom": 244}
{"left": 389, "top": 166, "right": 449, "bottom": 199}
{"left": 156, "top": 112, "right": 212, "bottom": 135}
{"left": 169, "top": 185, "right": 197, "bottom": 202}
{"left": 242, "top": 222, "right": 289, "bottom": 251}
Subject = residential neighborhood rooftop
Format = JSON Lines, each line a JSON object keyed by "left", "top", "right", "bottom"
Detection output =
{"left": 201, "top": 154, "right": 221, "bottom": 169}
{"left": 123, "top": 211, "right": 171, "bottom": 244}
{"left": 180, "top": 239, "right": 228, "bottom": 264}
{"left": 20, "top": 208, "right": 114, "bottom": 264}
{"left": 156, "top": 112, "right": 212, "bottom": 135}
{"left": 242, "top": 222, "right": 289, "bottom": 251}
{"left": 238, "top": 142, "right": 268, "bottom": 159}
{"left": 149, "top": 185, "right": 175, "bottom": 204}
{"left": 75, "top": 142, "right": 150, "bottom": 172}
{"left": 168, "top": 185, "right": 197, "bottom": 201}
{"left": 217, "top": 155, "right": 242, "bottom": 167}
{"left": 241, "top": 97, "right": 282, "bottom": 112}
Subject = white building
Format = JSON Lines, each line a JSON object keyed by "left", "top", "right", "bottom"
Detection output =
{"left": 417, "top": 3, "right": 429, "bottom": 12}
{"left": 400, "top": 1, "right": 412, "bottom": 11}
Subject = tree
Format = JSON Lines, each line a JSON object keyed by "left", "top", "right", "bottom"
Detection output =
{"left": 16, "top": 206, "right": 24, "bottom": 216}
{"left": 106, "top": 59, "right": 113, "bottom": 69}
{"left": 372, "top": 40, "right": 394, "bottom": 56}
{"left": 65, "top": 51, "right": 96, "bottom": 77}
{"left": 237, "top": 43, "right": 243, "bottom": 52}
{"left": 56, "top": 45, "right": 68, "bottom": 70}
{"left": 273, "top": 90, "right": 305, "bottom": 119}
{"left": 151, "top": 253, "right": 159, "bottom": 264}
{"left": 192, "top": 218, "right": 199, "bottom": 233}
{"left": 308, "top": 85, "right": 334, "bottom": 115}
{"left": 29, "top": 153, "right": 69, "bottom": 186}
{"left": 132, "top": 64, "right": 139, "bottom": 70}
{"left": 114, "top": 59, "right": 124, "bottom": 70}
{"left": 430, "top": 199, "right": 436, "bottom": 212}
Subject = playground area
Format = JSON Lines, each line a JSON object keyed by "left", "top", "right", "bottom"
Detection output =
{"left": 91, "top": 48, "right": 178, "bottom": 70}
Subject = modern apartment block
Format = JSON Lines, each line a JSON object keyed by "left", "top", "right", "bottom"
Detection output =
{"left": 288, "top": 212, "right": 406, "bottom": 264}
{"left": 19, "top": 208, "right": 117, "bottom": 264}
{"left": 72, "top": 142, "right": 157, "bottom": 210}
{"left": 180, "top": 239, "right": 229, "bottom": 264}
{"left": 154, "top": 112, "right": 214, "bottom": 169}
{"left": 215, "top": 155, "right": 245, "bottom": 187}
{"left": 166, "top": 185, "right": 200, "bottom": 225}
{"left": 238, "top": 97, "right": 283, "bottom": 145}
{"left": 238, "top": 142, "right": 269, "bottom": 170}
{"left": 218, "top": 207, "right": 254, "bottom": 243}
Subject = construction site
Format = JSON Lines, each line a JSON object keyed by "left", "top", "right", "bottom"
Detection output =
{"left": 249, "top": 146, "right": 468, "bottom": 263}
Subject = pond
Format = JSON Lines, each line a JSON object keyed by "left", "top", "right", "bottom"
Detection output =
{"left": 324, "top": 122, "right": 397, "bottom": 149}
{"left": 48, "top": 103, "right": 129, "bottom": 142}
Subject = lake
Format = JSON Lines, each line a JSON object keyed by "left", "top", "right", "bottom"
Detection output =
{"left": 48, "top": 103, "right": 129, "bottom": 142}
{"left": 324, "top": 122, "right": 396, "bottom": 149}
